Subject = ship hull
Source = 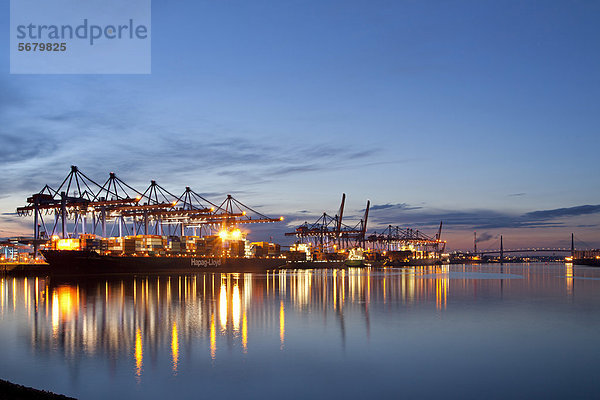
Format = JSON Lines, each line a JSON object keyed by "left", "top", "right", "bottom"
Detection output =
{"left": 573, "top": 258, "right": 600, "bottom": 267}
{"left": 41, "top": 250, "right": 287, "bottom": 275}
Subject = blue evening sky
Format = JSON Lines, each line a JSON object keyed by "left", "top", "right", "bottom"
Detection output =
{"left": 0, "top": 0, "right": 599, "bottom": 249}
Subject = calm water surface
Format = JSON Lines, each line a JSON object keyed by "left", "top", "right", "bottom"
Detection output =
{"left": 1, "top": 263, "right": 599, "bottom": 399}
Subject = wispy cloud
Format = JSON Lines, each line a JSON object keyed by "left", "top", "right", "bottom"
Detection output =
{"left": 0, "top": 131, "right": 59, "bottom": 165}
{"left": 524, "top": 205, "right": 600, "bottom": 220}
{"left": 0, "top": 83, "right": 383, "bottom": 197}
{"left": 365, "top": 203, "right": 600, "bottom": 231}
{"left": 368, "top": 203, "right": 423, "bottom": 211}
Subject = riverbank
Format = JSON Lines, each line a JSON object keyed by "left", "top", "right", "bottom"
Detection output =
{"left": 0, "top": 379, "right": 75, "bottom": 399}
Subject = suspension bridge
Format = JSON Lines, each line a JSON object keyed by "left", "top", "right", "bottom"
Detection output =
{"left": 455, "top": 232, "right": 597, "bottom": 262}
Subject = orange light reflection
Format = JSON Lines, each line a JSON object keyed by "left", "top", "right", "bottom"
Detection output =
{"left": 171, "top": 322, "right": 179, "bottom": 374}
{"left": 135, "top": 328, "right": 143, "bottom": 378}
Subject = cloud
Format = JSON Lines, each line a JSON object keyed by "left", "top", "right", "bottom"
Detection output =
{"left": 368, "top": 203, "right": 423, "bottom": 211}
{"left": 0, "top": 131, "right": 58, "bottom": 165}
{"left": 475, "top": 232, "right": 497, "bottom": 243}
{"left": 0, "top": 104, "right": 381, "bottom": 197}
{"left": 508, "top": 193, "right": 526, "bottom": 197}
{"left": 524, "top": 205, "right": 600, "bottom": 220}
{"left": 366, "top": 203, "right": 600, "bottom": 232}
{"left": 0, "top": 79, "right": 30, "bottom": 115}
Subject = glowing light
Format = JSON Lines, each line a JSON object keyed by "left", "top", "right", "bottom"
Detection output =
{"left": 219, "top": 283, "right": 227, "bottom": 330}
{"left": 218, "top": 229, "right": 243, "bottom": 241}
{"left": 279, "top": 216, "right": 284, "bottom": 221}
{"left": 24, "top": 278, "right": 28, "bottom": 311}
{"left": 279, "top": 301, "right": 285, "bottom": 349}
{"left": 171, "top": 322, "right": 179, "bottom": 374}
{"left": 51, "top": 291, "right": 59, "bottom": 335}
{"left": 232, "top": 284, "right": 241, "bottom": 332}
{"left": 242, "top": 313, "right": 248, "bottom": 353}
{"left": 566, "top": 263, "right": 573, "bottom": 297}
{"left": 56, "top": 286, "right": 77, "bottom": 319}
{"left": 135, "top": 328, "right": 143, "bottom": 378}
{"left": 210, "top": 315, "right": 216, "bottom": 360}
{"left": 56, "top": 239, "right": 80, "bottom": 251}
{"left": 435, "top": 271, "right": 448, "bottom": 311}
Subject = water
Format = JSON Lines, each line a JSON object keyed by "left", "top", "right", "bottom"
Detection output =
{"left": 0, "top": 263, "right": 599, "bottom": 399}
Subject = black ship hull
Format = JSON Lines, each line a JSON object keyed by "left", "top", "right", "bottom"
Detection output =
{"left": 41, "top": 250, "right": 287, "bottom": 275}
{"left": 573, "top": 258, "right": 600, "bottom": 267}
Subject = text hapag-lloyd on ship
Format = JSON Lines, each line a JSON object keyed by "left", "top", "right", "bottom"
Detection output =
{"left": 191, "top": 259, "right": 223, "bottom": 268}
{"left": 16, "top": 19, "right": 148, "bottom": 45}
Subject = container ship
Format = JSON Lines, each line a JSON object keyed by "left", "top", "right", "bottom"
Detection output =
{"left": 41, "top": 249, "right": 288, "bottom": 274}
{"left": 16, "top": 167, "right": 449, "bottom": 274}
{"left": 570, "top": 250, "right": 600, "bottom": 267}
{"left": 41, "top": 232, "right": 289, "bottom": 275}
{"left": 39, "top": 232, "right": 446, "bottom": 275}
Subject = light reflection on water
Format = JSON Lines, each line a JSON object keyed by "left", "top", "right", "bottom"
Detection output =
{"left": 1, "top": 263, "right": 600, "bottom": 399}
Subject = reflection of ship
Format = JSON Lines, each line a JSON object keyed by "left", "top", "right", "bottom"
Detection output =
{"left": 382, "top": 250, "right": 444, "bottom": 267}
{"left": 41, "top": 249, "right": 287, "bottom": 275}
{"left": 4, "top": 264, "right": 536, "bottom": 387}
{"left": 287, "top": 260, "right": 354, "bottom": 268}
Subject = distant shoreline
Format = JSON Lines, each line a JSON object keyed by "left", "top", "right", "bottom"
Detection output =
{"left": 0, "top": 379, "right": 75, "bottom": 400}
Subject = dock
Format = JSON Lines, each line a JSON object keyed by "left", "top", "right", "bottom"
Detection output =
{"left": 1, "top": 263, "right": 50, "bottom": 275}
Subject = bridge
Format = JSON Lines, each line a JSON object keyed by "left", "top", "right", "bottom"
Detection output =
{"left": 477, "top": 248, "right": 571, "bottom": 255}
{"left": 454, "top": 233, "right": 595, "bottom": 261}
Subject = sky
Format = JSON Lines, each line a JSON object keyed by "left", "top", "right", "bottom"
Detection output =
{"left": 0, "top": 0, "right": 599, "bottom": 250}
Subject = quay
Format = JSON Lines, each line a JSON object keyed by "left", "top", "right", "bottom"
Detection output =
{"left": 1, "top": 262, "right": 50, "bottom": 275}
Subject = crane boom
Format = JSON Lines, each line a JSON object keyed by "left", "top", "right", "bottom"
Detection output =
{"left": 335, "top": 193, "right": 346, "bottom": 239}
{"left": 360, "top": 200, "right": 370, "bottom": 245}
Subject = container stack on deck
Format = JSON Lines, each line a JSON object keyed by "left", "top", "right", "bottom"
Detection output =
{"left": 14, "top": 167, "right": 451, "bottom": 267}
{"left": 48, "top": 234, "right": 282, "bottom": 260}
{"left": 573, "top": 250, "right": 600, "bottom": 266}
